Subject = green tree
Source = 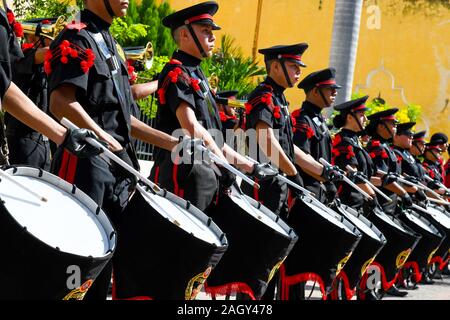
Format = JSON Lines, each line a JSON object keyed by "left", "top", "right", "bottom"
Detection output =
{"left": 13, "top": 0, "right": 84, "bottom": 19}
{"left": 201, "top": 35, "right": 266, "bottom": 98}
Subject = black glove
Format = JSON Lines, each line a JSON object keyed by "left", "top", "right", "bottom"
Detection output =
{"left": 348, "top": 170, "right": 367, "bottom": 184}
{"left": 414, "top": 189, "right": 427, "bottom": 202}
{"left": 62, "top": 128, "right": 105, "bottom": 158}
{"left": 363, "top": 196, "right": 379, "bottom": 213}
{"left": 427, "top": 180, "right": 441, "bottom": 190}
{"left": 321, "top": 165, "right": 345, "bottom": 182}
{"left": 112, "top": 149, "right": 138, "bottom": 187}
{"left": 405, "top": 176, "right": 420, "bottom": 184}
{"left": 218, "top": 165, "right": 236, "bottom": 189}
{"left": 400, "top": 193, "right": 414, "bottom": 209}
{"left": 323, "top": 181, "right": 337, "bottom": 204}
{"left": 250, "top": 163, "right": 278, "bottom": 181}
{"left": 381, "top": 172, "right": 398, "bottom": 187}
{"left": 287, "top": 173, "right": 304, "bottom": 199}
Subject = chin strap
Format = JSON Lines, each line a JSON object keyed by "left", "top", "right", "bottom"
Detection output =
{"left": 279, "top": 59, "right": 293, "bottom": 88}
{"left": 318, "top": 87, "right": 332, "bottom": 108}
{"left": 186, "top": 24, "right": 207, "bottom": 58}
{"left": 103, "top": 0, "right": 116, "bottom": 19}
{"left": 350, "top": 111, "right": 365, "bottom": 133}
{"left": 382, "top": 121, "right": 394, "bottom": 140}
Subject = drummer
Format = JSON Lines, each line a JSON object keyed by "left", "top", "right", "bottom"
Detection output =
{"left": 292, "top": 68, "right": 342, "bottom": 203}
{"left": 6, "top": 18, "right": 54, "bottom": 170}
{"left": 392, "top": 122, "right": 428, "bottom": 203}
{"left": 216, "top": 90, "right": 240, "bottom": 136}
{"left": 429, "top": 132, "right": 448, "bottom": 180}
{"left": 0, "top": 5, "right": 100, "bottom": 164}
{"left": 151, "top": 1, "right": 276, "bottom": 212}
{"left": 365, "top": 109, "right": 415, "bottom": 214}
{"left": 45, "top": 0, "right": 180, "bottom": 300}
{"left": 422, "top": 141, "right": 447, "bottom": 195}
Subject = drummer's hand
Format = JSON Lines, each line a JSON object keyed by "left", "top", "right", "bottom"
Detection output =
{"left": 287, "top": 173, "right": 304, "bottom": 199}
{"left": 363, "top": 196, "right": 379, "bottom": 212}
{"left": 62, "top": 128, "right": 105, "bottom": 158}
{"left": 382, "top": 172, "right": 398, "bottom": 187}
{"left": 99, "top": 132, "right": 123, "bottom": 152}
{"left": 321, "top": 165, "right": 345, "bottom": 182}
{"left": 414, "top": 189, "right": 427, "bottom": 202}
{"left": 323, "top": 181, "right": 337, "bottom": 204}
{"left": 218, "top": 165, "right": 236, "bottom": 190}
{"left": 111, "top": 149, "right": 138, "bottom": 187}
{"left": 400, "top": 193, "right": 414, "bottom": 209}
{"left": 348, "top": 170, "right": 367, "bottom": 184}
{"left": 250, "top": 163, "right": 278, "bottom": 181}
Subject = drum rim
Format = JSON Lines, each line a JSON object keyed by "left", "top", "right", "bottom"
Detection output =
{"left": 297, "top": 196, "right": 363, "bottom": 238}
{"left": 242, "top": 194, "right": 298, "bottom": 241}
{"left": 1, "top": 165, "right": 116, "bottom": 259}
{"left": 336, "top": 203, "right": 387, "bottom": 244}
{"left": 424, "top": 205, "right": 450, "bottom": 229}
{"left": 404, "top": 209, "right": 442, "bottom": 237}
{"left": 137, "top": 185, "right": 228, "bottom": 248}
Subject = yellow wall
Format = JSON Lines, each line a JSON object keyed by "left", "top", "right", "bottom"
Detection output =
{"left": 164, "top": 0, "right": 449, "bottom": 141}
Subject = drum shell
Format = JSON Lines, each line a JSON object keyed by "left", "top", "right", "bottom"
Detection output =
{"left": 283, "top": 197, "right": 361, "bottom": 293}
{"left": 399, "top": 209, "right": 444, "bottom": 269}
{"left": 205, "top": 190, "right": 298, "bottom": 299}
{"left": 0, "top": 166, "right": 116, "bottom": 300}
{"left": 333, "top": 203, "right": 386, "bottom": 289}
{"left": 415, "top": 205, "right": 450, "bottom": 259}
{"left": 368, "top": 207, "right": 421, "bottom": 283}
{"left": 113, "top": 189, "right": 227, "bottom": 300}
{"left": 0, "top": 204, "right": 112, "bottom": 300}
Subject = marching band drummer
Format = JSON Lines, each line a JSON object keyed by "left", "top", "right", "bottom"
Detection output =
{"left": 292, "top": 67, "right": 342, "bottom": 203}
{"left": 6, "top": 18, "right": 56, "bottom": 170}
{"left": 150, "top": 1, "right": 276, "bottom": 212}
{"left": 46, "top": 0, "right": 180, "bottom": 300}
{"left": 0, "top": 5, "right": 100, "bottom": 165}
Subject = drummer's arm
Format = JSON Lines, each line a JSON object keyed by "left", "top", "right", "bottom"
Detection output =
{"left": 255, "top": 121, "right": 297, "bottom": 176}
{"left": 131, "top": 80, "right": 158, "bottom": 100}
{"left": 358, "top": 183, "right": 376, "bottom": 197}
{"left": 380, "top": 179, "right": 408, "bottom": 196}
{"left": 293, "top": 145, "right": 326, "bottom": 180}
{"left": 176, "top": 102, "right": 226, "bottom": 162}
{"left": 222, "top": 143, "right": 255, "bottom": 173}
{"left": 130, "top": 115, "right": 179, "bottom": 151}
{"left": 3, "top": 81, "right": 67, "bottom": 145}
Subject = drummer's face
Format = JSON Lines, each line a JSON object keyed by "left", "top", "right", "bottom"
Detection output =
{"left": 355, "top": 110, "right": 367, "bottom": 127}
{"left": 395, "top": 133, "right": 413, "bottom": 148}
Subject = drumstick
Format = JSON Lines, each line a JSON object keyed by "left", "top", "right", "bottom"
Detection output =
{"left": 345, "top": 165, "right": 392, "bottom": 203}
{"left": 402, "top": 173, "right": 443, "bottom": 199}
{"left": 194, "top": 143, "right": 260, "bottom": 189}
{"left": 423, "top": 174, "right": 450, "bottom": 193}
{"left": 0, "top": 169, "right": 48, "bottom": 202}
{"left": 319, "top": 158, "right": 373, "bottom": 201}
{"left": 60, "top": 118, "right": 161, "bottom": 193}
{"left": 244, "top": 156, "right": 316, "bottom": 197}
{"left": 411, "top": 203, "right": 431, "bottom": 215}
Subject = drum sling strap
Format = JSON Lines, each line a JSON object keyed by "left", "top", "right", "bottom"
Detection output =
{"left": 86, "top": 30, "right": 140, "bottom": 170}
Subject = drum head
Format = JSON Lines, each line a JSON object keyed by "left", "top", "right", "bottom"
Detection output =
{"left": 426, "top": 206, "right": 450, "bottom": 229}
{"left": 0, "top": 167, "right": 115, "bottom": 258}
{"left": 138, "top": 186, "right": 222, "bottom": 246}
{"left": 229, "top": 186, "right": 289, "bottom": 236}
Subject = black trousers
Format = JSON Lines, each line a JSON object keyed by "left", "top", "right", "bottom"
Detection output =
{"left": 51, "top": 147, "right": 134, "bottom": 300}
{"left": 7, "top": 132, "right": 51, "bottom": 170}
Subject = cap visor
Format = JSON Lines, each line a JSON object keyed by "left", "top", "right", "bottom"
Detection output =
{"left": 196, "top": 20, "right": 221, "bottom": 30}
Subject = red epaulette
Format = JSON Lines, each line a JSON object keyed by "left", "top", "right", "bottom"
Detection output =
{"left": 332, "top": 145, "right": 355, "bottom": 159}
{"left": 44, "top": 40, "right": 95, "bottom": 75}
{"left": 295, "top": 122, "right": 315, "bottom": 139}
{"left": 157, "top": 61, "right": 200, "bottom": 105}
{"left": 219, "top": 111, "right": 237, "bottom": 122}
{"left": 245, "top": 86, "right": 281, "bottom": 119}
{"left": 368, "top": 149, "right": 388, "bottom": 159}
{"left": 332, "top": 133, "right": 342, "bottom": 147}
{"left": 21, "top": 43, "right": 34, "bottom": 52}
{"left": 126, "top": 60, "right": 137, "bottom": 84}
{"left": 6, "top": 8, "right": 23, "bottom": 38}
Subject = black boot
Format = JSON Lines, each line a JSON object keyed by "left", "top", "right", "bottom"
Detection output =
{"left": 385, "top": 284, "right": 408, "bottom": 297}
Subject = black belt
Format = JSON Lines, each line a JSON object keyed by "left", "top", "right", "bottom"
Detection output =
{"left": 7, "top": 130, "right": 49, "bottom": 142}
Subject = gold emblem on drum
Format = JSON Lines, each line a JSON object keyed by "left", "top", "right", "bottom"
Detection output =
{"left": 267, "top": 258, "right": 286, "bottom": 283}
{"left": 185, "top": 266, "right": 212, "bottom": 300}
{"left": 361, "top": 257, "right": 376, "bottom": 276}
{"left": 336, "top": 253, "right": 352, "bottom": 276}
{"left": 427, "top": 247, "right": 439, "bottom": 264}
{"left": 396, "top": 249, "right": 412, "bottom": 269}
{"left": 63, "top": 279, "right": 93, "bottom": 300}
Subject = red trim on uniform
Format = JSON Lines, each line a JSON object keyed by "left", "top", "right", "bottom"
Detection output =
{"left": 58, "top": 150, "right": 70, "bottom": 180}
{"left": 315, "top": 80, "right": 336, "bottom": 87}
{"left": 65, "top": 153, "right": 78, "bottom": 184}
{"left": 203, "top": 282, "right": 256, "bottom": 300}
{"left": 154, "top": 166, "right": 160, "bottom": 184}
{"left": 173, "top": 156, "right": 180, "bottom": 196}
{"left": 353, "top": 104, "right": 367, "bottom": 111}
{"left": 279, "top": 54, "right": 302, "bottom": 61}
{"left": 380, "top": 115, "right": 396, "bottom": 121}
{"left": 179, "top": 189, "right": 185, "bottom": 198}
{"left": 279, "top": 264, "right": 327, "bottom": 300}
{"left": 187, "top": 14, "right": 214, "bottom": 24}
{"left": 253, "top": 178, "right": 259, "bottom": 201}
